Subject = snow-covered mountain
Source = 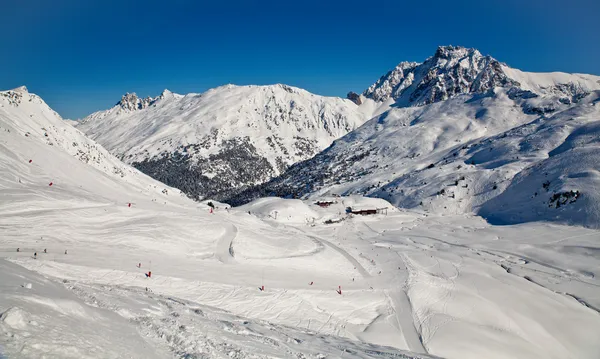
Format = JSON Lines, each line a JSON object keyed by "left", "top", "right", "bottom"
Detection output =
{"left": 77, "top": 85, "right": 381, "bottom": 201}
{"left": 361, "top": 45, "right": 597, "bottom": 107}
{"left": 0, "top": 85, "right": 183, "bottom": 203}
{"left": 235, "top": 46, "right": 600, "bottom": 228}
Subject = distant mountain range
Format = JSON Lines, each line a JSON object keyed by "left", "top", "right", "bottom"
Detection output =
{"left": 234, "top": 46, "right": 600, "bottom": 228}
{"left": 39, "top": 45, "right": 600, "bottom": 228}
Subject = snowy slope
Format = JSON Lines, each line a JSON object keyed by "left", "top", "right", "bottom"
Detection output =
{"left": 2, "top": 87, "right": 600, "bottom": 358}
{"left": 2, "top": 259, "right": 442, "bottom": 359}
{"left": 0, "top": 259, "right": 169, "bottom": 359}
{"left": 479, "top": 100, "right": 600, "bottom": 227}
{"left": 0, "top": 86, "right": 185, "bottom": 206}
{"left": 76, "top": 85, "right": 381, "bottom": 201}
{"left": 236, "top": 47, "right": 600, "bottom": 228}
{"left": 1, "top": 86, "right": 436, "bottom": 358}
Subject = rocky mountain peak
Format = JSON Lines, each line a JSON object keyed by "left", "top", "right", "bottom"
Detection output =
{"left": 432, "top": 45, "right": 481, "bottom": 61}
{"left": 363, "top": 46, "right": 518, "bottom": 105}
{"left": 78, "top": 84, "right": 374, "bottom": 202}
{"left": 362, "top": 62, "right": 420, "bottom": 102}
{"left": 117, "top": 92, "right": 157, "bottom": 111}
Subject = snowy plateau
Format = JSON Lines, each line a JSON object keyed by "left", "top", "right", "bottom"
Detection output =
{"left": 0, "top": 45, "right": 599, "bottom": 359}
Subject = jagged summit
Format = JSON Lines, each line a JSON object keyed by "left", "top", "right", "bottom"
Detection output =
{"left": 361, "top": 62, "right": 420, "bottom": 102}
{"left": 432, "top": 45, "right": 481, "bottom": 62}
{"left": 116, "top": 93, "right": 157, "bottom": 112}
{"left": 362, "top": 45, "right": 600, "bottom": 108}
{"left": 363, "top": 45, "right": 518, "bottom": 105}
{"left": 157, "top": 88, "right": 184, "bottom": 101}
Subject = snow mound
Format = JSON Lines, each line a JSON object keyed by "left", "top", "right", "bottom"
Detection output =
{"left": 0, "top": 307, "right": 29, "bottom": 330}
{"left": 342, "top": 195, "right": 397, "bottom": 212}
{"left": 240, "top": 197, "right": 319, "bottom": 223}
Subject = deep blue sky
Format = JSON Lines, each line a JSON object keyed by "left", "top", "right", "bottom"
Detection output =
{"left": 1, "top": 0, "right": 598, "bottom": 119}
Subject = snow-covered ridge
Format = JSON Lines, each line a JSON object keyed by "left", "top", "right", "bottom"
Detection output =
{"left": 362, "top": 45, "right": 600, "bottom": 107}
{"left": 77, "top": 83, "right": 382, "bottom": 200}
{"left": 0, "top": 86, "right": 186, "bottom": 204}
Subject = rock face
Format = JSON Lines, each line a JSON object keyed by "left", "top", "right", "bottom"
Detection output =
{"left": 363, "top": 46, "right": 520, "bottom": 106}
{"left": 363, "top": 61, "right": 420, "bottom": 102}
{"left": 346, "top": 91, "right": 362, "bottom": 105}
{"left": 117, "top": 93, "right": 158, "bottom": 112}
{"left": 77, "top": 84, "right": 374, "bottom": 201}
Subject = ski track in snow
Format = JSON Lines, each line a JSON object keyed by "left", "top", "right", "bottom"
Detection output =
{"left": 309, "top": 234, "right": 371, "bottom": 279}
{"left": 215, "top": 222, "right": 237, "bottom": 263}
{"left": 385, "top": 289, "right": 427, "bottom": 354}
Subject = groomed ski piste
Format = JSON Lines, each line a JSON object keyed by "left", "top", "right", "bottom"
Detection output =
{"left": 2, "top": 87, "right": 600, "bottom": 358}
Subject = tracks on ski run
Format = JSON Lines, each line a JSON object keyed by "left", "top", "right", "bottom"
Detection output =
{"left": 385, "top": 289, "right": 427, "bottom": 354}
{"left": 309, "top": 234, "right": 371, "bottom": 279}
{"left": 215, "top": 223, "right": 237, "bottom": 263}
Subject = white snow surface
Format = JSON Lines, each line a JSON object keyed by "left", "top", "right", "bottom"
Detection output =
{"left": 0, "top": 259, "right": 170, "bottom": 359}
{"left": 2, "top": 88, "right": 600, "bottom": 358}
{"left": 501, "top": 66, "right": 600, "bottom": 93}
